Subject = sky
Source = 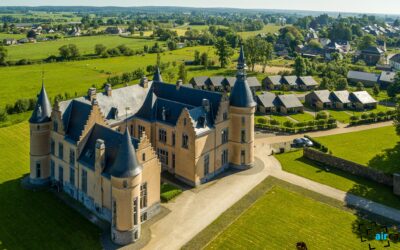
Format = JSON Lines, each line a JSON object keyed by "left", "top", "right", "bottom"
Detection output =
{"left": 0, "top": 0, "right": 400, "bottom": 15}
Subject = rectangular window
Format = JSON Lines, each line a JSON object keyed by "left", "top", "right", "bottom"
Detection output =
{"left": 130, "top": 124, "right": 134, "bottom": 136}
{"left": 157, "top": 149, "right": 169, "bottom": 166}
{"left": 81, "top": 169, "right": 87, "bottom": 194}
{"left": 58, "top": 165, "right": 64, "bottom": 183}
{"left": 221, "top": 128, "right": 229, "bottom": 144}
{"left": 172, "top": 132, "right": 176, "bottom": 146}
{"left": 182, "top": 134, "right": 189, "bottom": 149}
{"left": 36, "top": 162, "right": 41, "bottom": 178}
{"left": 50, "top": 160, "right": 55, "bottom": 178}
{"left": 142, "top": 153, "right": 146, "bottom": 162}
{"left": 69, "top": 149, "right": 75, "bottom": 166}
{"left": 241, "top": 150, "right": 245, "bottom": 165}
{"left": 241, "top": 116, "right": 245, "bottom": 126}
{"left": 133, "top": 198, "right": 138, "bottom": 225}
{"left": 241, "top": 130, "right": 246, "bottom": 143}
{"left": 141, "top": 213, "right": 148, "bottom": 222}
{"left": 138, "top": 125, "right": 145, "bottom": 138}
{"left": 50, "top": 139, "right": 55, "bottom": 155}
{"left": 140, "top": 183, "right": 147, "bottom": 209}
{"left": 204, "top": 154, "right": 210, "bottom": 176}
{"left": 70, "top": 167, "right": 75, "bottom": 186}
{"left": 222, "top": 149, "right": 229, "bottom": 166}
{"left": 58, "top": 142, "right": 64, "bottom": 160}
{"left": 53, "top": 120, "right": 58, "bottom": 132}
{"left": 172, "top": 154, "right": 175, "bottom": 169}
{"left": 158, "top": 129, "right": 167, "bottom": 143}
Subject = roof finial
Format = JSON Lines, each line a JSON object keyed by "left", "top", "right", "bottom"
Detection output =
{"left": 237, "top": 45, "right": 247, "bottom": 78}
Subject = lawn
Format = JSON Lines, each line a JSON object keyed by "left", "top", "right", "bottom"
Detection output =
{"left": 270, "top": 114, "right": 294, "bottom": 124}
{"left": 185, "top": 176, "right": 399, "bottom": 250}
{"left": 5, "top": 35, "right": 164, "bottom": 61}
{"left": 238, "top": 24, "right": 287, "bottom": 39}
{"left": 160, "top": 183, "right": 182, "bottom": 202}
{"left": 316, "top": 126, "right": 399, "bottom": 173}
{"left": 0, "top": 122, "right": 102, "bottom": 249}
{"left": 276, "top": 150, "right": 400, "bottom": 210}
{"left": 289, "top": 112, "right": 315, "bottom": 122}
{"left": 0, "top": 45, "right": 223, "bottom": 108}
{"left": 326, "top": 109, "right": 352, "bottom": 123}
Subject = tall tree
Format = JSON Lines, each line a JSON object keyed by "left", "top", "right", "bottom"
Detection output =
{"left": 294, "top": 56, "right": 307, "bottom": 76}
{"left": 244, "top": 36, "right": 261, "bottom": 71}
{"left": 260, "top": 41, "right": 273, "bottom": 73}
{"left": 358, "top": 34, "right": 377, "bottom": 50}
{"left": 0, "top": 46, "right": 7, "bottom": 65}
{"left": 214, "top": 37, "right": 233, "bottom": 68}
{"left": 178, "top": 63, "right": 187, "bottom": 83}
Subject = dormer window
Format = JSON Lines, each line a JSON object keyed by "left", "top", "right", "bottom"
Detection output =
{"left": 53, "top": 120, "right": 58, "bottom": 132}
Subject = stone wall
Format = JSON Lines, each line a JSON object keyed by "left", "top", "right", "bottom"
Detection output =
{"left": 303, "top": 148, "right": 393, "bottom": 186}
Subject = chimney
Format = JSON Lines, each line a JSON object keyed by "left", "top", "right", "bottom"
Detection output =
{"left": 95, "top": 139, "right": 106, "bottom": 172}
{"left": 140, "top": 76, "right": 148, "bottom": 88}
{"left": 88, "top": 87, "right": 97, "bottom": 101}
{"left": 202, "top": 99, "right": 210, "bottom": 113}
{"left": 176, "top": 79, "right": 183, "bottom": 90}
{"left": 105, "top": 84, "right": 112, "bottom": 97}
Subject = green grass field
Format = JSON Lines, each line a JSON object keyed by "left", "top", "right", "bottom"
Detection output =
{"left": 289, "top": 112, "right": 315, "bottom": 122}
{"left": 316, "top": 126, "right": 399, "bottom": 173}
{"left": 0, "top": 46, "right": 225, "bottom": 108}
{"left": 0, "top": 122, "right": 102, "bottom": 249}
{"left": 204, "top": 185, "right": 399, "bottom": 250}
{"left": 326, "top": 109, "right": 353, "bottom": 123}
{"left": 4, "top": 35, "right": 163, "bottom": 61}
{"left": 238, "top": 24, "right": 287, "bottom": 39}
{"left": 276, "top": 150, "right": 400, "bottom": 210}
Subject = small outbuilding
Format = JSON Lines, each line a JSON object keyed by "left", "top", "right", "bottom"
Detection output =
{"left": 275, "top": 94, "right": 304, "bottom": 114}
{"left": 330, "top": 90, "right": 351, "bottom": 109}
{"left": 256, "top": 92, "right": 276, "bottom": 113}
{"left": 305, "top": 90, "right": 332, "bottom": 110}
{"left": 349, "top": 91, "right": 378, "bottom": 110}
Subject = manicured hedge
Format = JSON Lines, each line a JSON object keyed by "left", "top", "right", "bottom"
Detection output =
{"left": 160, "top": 183, "right": 182, "bottom": 202}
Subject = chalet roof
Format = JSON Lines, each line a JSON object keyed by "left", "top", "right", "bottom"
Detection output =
{"left": 282, "top": 76, "right": 298, "bottom": 86}
{"left": 265, "top": 75, "right": 283, "bottom": 86}
{"left": 276, "top": 94, "right": 303, "bottom": 108}
{"left": 347, "top": 70, "right": 379, "bottom": 82}
{"left": 256, "top": 92, "right": 276, "bottom": 108}
{"left": 379, "top": 71, "right": 396, "bottom": 83}
{"left": 350, "top": 91, "right": 377, "bottom": 105}
{"left": 310, "top": 90, "right": 331, "bottom": 103}
{"left": 208, "top": 76, "right": 224, "bottom": 87}
{"left": 298, "top": 76, "right": 318, "bottom": 86}
{"left": 247, "top": 77, "right": 261, "bottom": 88}
{"left": 331, "top": 90, "right": 351, "bottom": 104}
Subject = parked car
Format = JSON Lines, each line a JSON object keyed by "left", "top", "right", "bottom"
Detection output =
{"left": 292, "top": 138, "right": 313, "bottom": 147}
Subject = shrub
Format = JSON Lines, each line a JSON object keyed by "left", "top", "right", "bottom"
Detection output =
{"left": 316, "top": 111, "right": 328, "bottom": 120}
{"left": 0, "top": 108, "right": 7, "bottom": 122}
{"left": 160, "top": 183, "right": 182, "bottom": 202}
{"left": 257, "top": 117, "right": 267, "bottom": 124}
{"left": 361, "top": 113, "right": 369, "bottom": 120}
{"left": 270, "top": 119, "right": 280, "bottom": 125}
{"left": 283, "top": 120, "right": 294, "bottom": 128}
{"left": 350, "top": 115, "right": 359, "bottom": 121}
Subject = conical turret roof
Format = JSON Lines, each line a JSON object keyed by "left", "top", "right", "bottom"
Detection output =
{"left": 153, "top": 67, "right": 163, "bottom": 82}
{"left": 110, "top": 128, "right": 142, "bottom": 178}
{"left": 29, "top": 83, "right": 52, "bottom": 123}
{"left": 229, "top": 45, "right": 256, "bottom": 108}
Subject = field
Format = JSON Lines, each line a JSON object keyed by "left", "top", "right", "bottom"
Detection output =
{"left": 325, "top": 109, "right": 353, "bottom": 123}
{"left": 4, "top": 35, "right": 164, "bottom": 61}
{"left": 276, "top": 150, "right": 400, "bottom": 210}
{"left": 0, "top": 122, "right": 102, "bottom": 249}
{"left": 0, "top": 46, "right": 226, "bottom": 108}
{"left": 316, "top": 126, "right": 399, "bottom": 173}
{"left": 237, "top": 24, "right": 288, "bottom": 39}
{"left": 185, "top": 177, "right": 399, "bottom": 250}
{"left": 289, "top": 112, "right": 315, "bottom": 122}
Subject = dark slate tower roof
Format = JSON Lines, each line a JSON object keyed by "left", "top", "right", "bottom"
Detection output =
{"left": 229, "top": 45, "right": 256, "bottom": 108}
{"left": 29, "top": 83, "right": 52, "bottom": 123}
{"left": 153, "top": 67, "right": 163, "bottom": 82}
{"left": 110, "top": 128, "right": 142, "bottom": 178}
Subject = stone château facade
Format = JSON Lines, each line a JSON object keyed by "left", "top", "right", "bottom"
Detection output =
{"left": 28, "top": 46, "right": 255, "bottom": 245}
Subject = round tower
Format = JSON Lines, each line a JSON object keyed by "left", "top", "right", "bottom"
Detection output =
{"left": 228, "top": 45, "right": 256, "bottom": 169}
{"left": 110, "top": 128, "right": 143, "bottom": 245}
{"left": 29, "top": 83, "right": 52, "bottom": 185}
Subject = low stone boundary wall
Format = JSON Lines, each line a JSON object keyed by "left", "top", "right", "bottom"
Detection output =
{"left": 303, "top": 147, "right": 393, "bottom": 186}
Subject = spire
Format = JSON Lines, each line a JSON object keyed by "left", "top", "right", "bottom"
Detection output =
{"left": 110, "top": 127, "right": 142, "bottom": 178}
{"left": 29, "top": 82, "right": 52, "bottom": 124}
{"left": 229, "top": 45, "right": 256, "bottom": 108}
{"left": 153, "top": 67, "right": 163, "bottom": 83}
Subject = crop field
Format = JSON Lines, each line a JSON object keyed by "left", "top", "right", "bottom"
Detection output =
{"left": 238, "top": 24, "right": 288, "bottom": 38}
{"left": 0, "top": 123, "right": 102, "bottom": 249}
{"left": 4, "top": 35, "right": 164, "bottom": 60}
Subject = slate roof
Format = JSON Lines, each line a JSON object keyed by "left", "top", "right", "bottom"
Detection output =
{"left": 282, "top": 76, "right": 298, "bottom": 86}
{"left": 350, "top": 91, "right": 377, "bottom": 104}
{"left": 29, "top": 84, "right": 52, "bottom": 124}
{"left": 390, "top": 54, "right": 400, "bottom": 63}
{"left": 224, "top": 77, "right": 236, "bottom": 87}
{"left": 379, "top": 71, "right": 396, "bottom": 83}
{"left": 347, "top": 71, "right": 379, "bottom": 82}
{"left": 209, "top": 76, "right": 224, "bottom": 87}
{"left": 247, "top": 77, "right": 262, "bottom": 88}
{"left": 299, "top": 76, "right": 318, "bottom": 86}
{"left": 311, "top": 90, "right": 331, "bottom": 103}
{"left": 276, "top": 94, "right": 303, "bottom": 108}
{"left": 61, "top": 99, "right": 92, "bottom": 142}
{"left": 190, "top": 76, "right": 209, "bottom": 87}
{"left": 331, "top": 90, "right": 351, "bottom": 104}
{"left": 265, "top": 75, "right": 282, "bottom": 86}
{"left": 78, "top": 124, "right": 139, "bottom": 176}
{"left": 110, "top": 128, "right": 142, "bottom": 178}
{"left": 256, "top": 92, "right": 276, "bottom": 108}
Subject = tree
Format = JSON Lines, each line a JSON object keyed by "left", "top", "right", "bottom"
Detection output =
{"left": 319, "top": 77, "right": 334, "bottom": 90}
{"left": 358, "top": 34, "right": 377, "bottom": 50}
{"left": 373, "top": 84, "right": 380, "bottom": 96}
{"left": 336, "top": 78, "right": 348, "bottom": 90}
{"left": 95, "top": 44, "right": 107, "bottom": 55}
{"left": 387, "top": 72, "right": 400, "bottom": 97}
{"left": 244, "top": 36, "right": 261, "bottom": 71}
{"left": 308, "top": 39, "right": 322, "bottom": 49}
{"left": 165, "top": 70, "right": 175, "bottom": 83}
{"left": 260, "top": 41, "right": 273, "bottom": 73}
{"left": 200, "top": 52, "right": 209, "bottom": 69}
{"left": 178, "top": 63, "right": 187, "bottom": 83}
{"left": 294, "top": 56, "right": 307, "bottom": 76}
{"left": 0, "top": 46, "right": 7, "bottom": 65}
{"left": 27, "top": 29, "right": 37, "bottom": 39}
{"left": 214, "top": 37, "right": 233, "bottom": 68}
{"left": 59, "top": 44, "right": 80, "bottom": 60}
{"left": 356, "top": 82, "right": 364, "bottom": 91}
{"left": 167, "top": 40, "right": 177, "bottom": 50}
{"left": 194, "top": 50, "right": 201, "bottom": 65}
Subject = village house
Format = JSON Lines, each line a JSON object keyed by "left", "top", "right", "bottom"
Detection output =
{"left": 256, "top": 92, "right": 276, "bottom": 113}
{"left": 390, "top": 54, "right": 400, "bottom": 71}
{"left": 189, "top": 76, "right": 261, "bottom": 92}
{"left": 274, "top": 94, "right": 304, "bottom": 114}
{"left": 263, "top": 75, "right": 283, "bottom": 90}
{"left": 359, "top": 46, "right": 385, "bottom": 66}
{"left": 305, "top": 90, "right": 332, "bottom": 110}
{"left": 28, "top": 46, "right": 256, "bottom": 246}
{"left": 349, "top": 91, "right": 378, "bottom": 110}
{"left": 263, "top": 75, "right": 318, "bottom": 90}
{"left": 2, "top": 38, "right": 17, "bottom": 46}
{"left": 379, "top": 71, "right": 396, "bottom": 89}
{"left": 347, "top": 70, "right": 380, "bottom": 87}
{"left": 297, "top": 76, "right": 318, "bottom": 90}
{"left": 330, "top": 90, "right": 351, "bottom": 109}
